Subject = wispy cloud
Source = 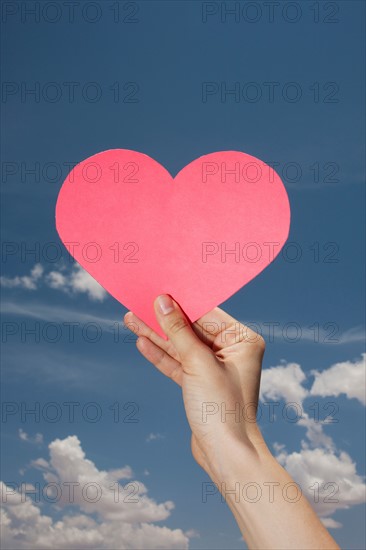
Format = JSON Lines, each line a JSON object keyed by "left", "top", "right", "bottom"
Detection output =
{"left": 241, "top": 319, "right": 365, "bottom": 346}
{"left": 18, "top": 429, "right": 43, "bottom": 445}
{"left": 1, "top": 300, "right": 118, "bottom": 331}
{"left": 2, "top": 346, "right": 109, "bottom": 388}
{"left": 337, "top": 326, "right": 365, "bottom": 345}
{"left": 1, "top": 263, "right": 107, "bottom": 301}
{"left": 0, "top": 264, "right": 43, "bottom": 290}
{"left": 146, "top": 433, "right": 165, "bottom": 443}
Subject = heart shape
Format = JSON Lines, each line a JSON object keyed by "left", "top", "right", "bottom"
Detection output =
{"left": 55, "top": 149, "right": 290, "bottom": 338}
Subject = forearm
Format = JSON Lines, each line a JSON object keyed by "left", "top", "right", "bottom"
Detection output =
{"left": 209, "top": 435, "right": 340, "bottom": 550}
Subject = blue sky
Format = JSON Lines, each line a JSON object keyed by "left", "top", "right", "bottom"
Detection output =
{"left": 1, "top": 1, "right": 365, "bottom": 548}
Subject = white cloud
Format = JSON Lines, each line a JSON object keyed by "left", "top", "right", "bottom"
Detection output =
{"left": 310, "top": 354, "right": 366, "bottom": 405}
{"left": 146, "top": 433, "right": 165, "bottom": 443}
{"left": 261, "top": 357, "right": 366, "bottom": 527}
{"left": 297, "top": 416, "right": 334, "bottom": 451}
{"left": 321, "top": 518, "right": 342, "bottom": 529}
{"left": 1, "top": 263, "right": 107, "bottom": 302}
{"left": 41, "top": 436, "right": 173, "bottom": 522}
{"left": 18, "top": 429, "right": 43, "bottom": 445}
{"left": 30, "top": 458, "right": 49, "bottom": 471}
{"left": 260, "top": 355, "right": 366, "bottom": 409}
{"left": 275, "top": 446, "right": 366, "bottom": 522}
{"left": 184, "top": 529, "right": 200, "bottom": 539}
{"left": 52, "top": 264, "right": 106, "bottom": 302}
{"left": 107, "top": 467, "right": 133, "bottom": 481}
{"left": 0, "top": 264, "right": 44, "bottom": 290}
{"left": 272, "top": 442, "right": 286, "bottom": 454}
{"left": 260, "top": 361, "right": 308, "bottom": 404}
{"left": 45, "top": 271, "right": 67, "bottom": 290}
{"left": 0, "top": 436, "right": 189, "bottom": 549}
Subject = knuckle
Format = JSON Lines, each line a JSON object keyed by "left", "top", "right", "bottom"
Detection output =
{"left": 154, "top": 348, "right": 166, "bottom": 368}
{"left": 242, "top": 325, "right": 265, "bottom": 347}
{"left": 170, "top": 366, "right": 181, "bottom": 383}
{"left": 167, "top": 342, "right": 179, "bottom": 361}
{"left": 253, "top": 334, "right": 266, "bottom": 353}
{"left": 239, "top": 325, "right": 266, "bottom": 356}
{"left": 168, "top": 316, "right": 189, "bottom": 335}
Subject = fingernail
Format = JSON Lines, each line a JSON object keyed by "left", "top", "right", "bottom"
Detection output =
{"left": 157, "top": 295, "right": 174, "bottom": 315}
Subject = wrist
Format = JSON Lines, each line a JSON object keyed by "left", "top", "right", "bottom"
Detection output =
{"left": 207, "top": 423, "right": 274, "bottom": 486}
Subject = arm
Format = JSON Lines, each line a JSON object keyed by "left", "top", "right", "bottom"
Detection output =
{"left": 124, "top": 294, "right": 339, "bottom": 550}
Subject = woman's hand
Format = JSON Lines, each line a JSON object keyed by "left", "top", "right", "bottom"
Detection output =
{"left": 124, "top": 294, "right": 267, "bottom": 482}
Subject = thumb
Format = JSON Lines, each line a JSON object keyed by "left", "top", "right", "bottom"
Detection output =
{"left": 154, "top": 295, "right": 212, "bottom": 364}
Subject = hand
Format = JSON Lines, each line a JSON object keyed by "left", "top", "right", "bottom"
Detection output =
{"left": 124, "top": 294, "right": 267, "bottom": 482}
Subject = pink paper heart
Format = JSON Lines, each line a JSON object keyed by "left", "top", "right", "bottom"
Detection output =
{"left": 55, "top": 149, "right": 290, "bottom": 338}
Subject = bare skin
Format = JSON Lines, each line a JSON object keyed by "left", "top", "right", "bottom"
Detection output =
{"left": 124, "top": 294, "right": 340, "bottom": 550}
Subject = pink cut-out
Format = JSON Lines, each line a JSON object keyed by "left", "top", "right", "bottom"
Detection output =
{"left": 56, "top": 150, "right": 291, "bottom": 338}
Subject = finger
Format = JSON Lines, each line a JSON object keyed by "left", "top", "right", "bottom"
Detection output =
{"left": 124, "top": 311, "right": 179, "bottom": 361}
{"left": 191, "top": 307, "right": 225, "bottom": 346}
{"left": 136, "top": 336, "right": 182, "bottom": 386}
{"left": 154, "top": 295, "right": 213, "bottom": 364}
{"left": 124, "top": 309, "right": 212, "bottom": 356}
{"left": 193, "top": 307, "right": 263, "bottom": 350}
